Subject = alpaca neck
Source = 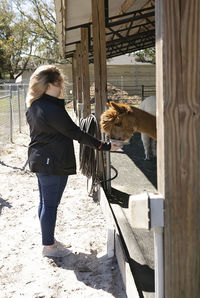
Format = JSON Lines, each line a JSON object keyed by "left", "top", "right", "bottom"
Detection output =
{"left": 130, "top": 107, "right": 157, "bottom": 139}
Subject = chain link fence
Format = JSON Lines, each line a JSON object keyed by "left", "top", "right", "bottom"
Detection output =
{"left": 107, "top": 82, "right": 156, "bottom": 100}
{"left": 0, "top": 82, "right": 28, "bottom": 148}
{"left": 0, "top": 78, "right": 156, "bottom": 149}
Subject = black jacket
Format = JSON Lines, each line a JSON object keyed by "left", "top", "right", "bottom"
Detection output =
{"left": 26, "top": 94, "right": 111, "bottom": 175}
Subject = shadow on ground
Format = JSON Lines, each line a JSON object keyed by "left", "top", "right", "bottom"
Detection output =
{"left": 122, "top": 133, "right": 157, "bottom": 188}
{"left": 0, "top": 197, "right": 12, "bottom": 215}
{"left": 48, "top": 252, "right": 126, "bottom": 298}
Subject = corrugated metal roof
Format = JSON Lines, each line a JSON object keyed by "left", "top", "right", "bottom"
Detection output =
{"left": 54, "top": 0, "right": 155, "bottom": 59}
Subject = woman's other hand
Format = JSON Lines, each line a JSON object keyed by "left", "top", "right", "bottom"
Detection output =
{"left": 110, "top": 139, "right": 124, "bottom": 151}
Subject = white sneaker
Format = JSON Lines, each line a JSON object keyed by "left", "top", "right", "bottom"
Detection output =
{"left": 54, "top": 239, "right": 71, "bottom": 249}
{"left": 43, "top": 242, "right": 71, "bottom": 257}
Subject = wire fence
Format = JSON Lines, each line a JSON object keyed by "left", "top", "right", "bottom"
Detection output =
{"left": 0, "top": 80, "right": 156, "bottom": 149}
{"left": 0, "top": 83, "right": 28, "bottom": 148}
{"left": 107, "top": 82, "right": 156, "bottom": 100}
{"left": 65, "top": 80, "right": 156, "bottom": 103}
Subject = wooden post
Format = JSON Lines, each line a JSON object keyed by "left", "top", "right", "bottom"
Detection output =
{"left": 156, "top": 0, "right": 200, "bottom": 297}
{"left": 76, "top": 43, "right": 83, "bottom": 120}
{"left": 91, "top": 0, "right": 107, "bottom": 185}
{"left": 91, "top": 0, "right": 107, "bottom": 126}
{"left": 81, "top": 26, "right": 91, "bottom": 118}
{"left": 72, "top": 53, "right": 78, "bottom": 116}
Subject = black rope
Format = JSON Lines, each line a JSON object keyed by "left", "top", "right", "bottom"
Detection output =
{"left": 79, "top": 114, "right": 98, "bottom": 179}
{"left": 79, "top": 114, "right": 118, "bottom": 195}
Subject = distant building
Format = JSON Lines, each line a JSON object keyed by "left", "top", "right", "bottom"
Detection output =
{"left": 107, "top": 53, "right": 151, "bottom": 65}
{"left": 16, "top": 54, "right": 155, "bottom": 98}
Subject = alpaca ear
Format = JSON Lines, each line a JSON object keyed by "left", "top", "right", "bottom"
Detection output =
{"left": 109, "top": 101, "right": 128, "bottom": 114}
{"left": 107, "top": 101, "right": 112, "bottom": 107}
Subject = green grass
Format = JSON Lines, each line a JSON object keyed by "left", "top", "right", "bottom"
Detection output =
{"left": 0, "top": 95, "right": 26, "bottom": 113}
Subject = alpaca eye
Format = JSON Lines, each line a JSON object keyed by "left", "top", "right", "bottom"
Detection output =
{"left": 115, "top": 122, "right": 122, "bottom": 127}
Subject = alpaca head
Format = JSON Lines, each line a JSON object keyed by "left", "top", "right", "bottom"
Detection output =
{"left": 100, "top": 101, "right": 136, "bottom": 141}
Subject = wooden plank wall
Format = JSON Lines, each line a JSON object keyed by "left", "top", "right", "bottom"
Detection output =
{"left": 59, "top": 64, "right": 155, "bottom": 97}
{"left": 156, "top": 0, "right": 200, "bottom": 297}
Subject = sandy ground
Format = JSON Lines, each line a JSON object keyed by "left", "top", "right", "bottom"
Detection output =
{"left": 0, "top": 127, "right": 126, "bottom": 298}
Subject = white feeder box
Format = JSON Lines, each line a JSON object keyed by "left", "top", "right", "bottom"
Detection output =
{"left": 129, "top": 192, "right": 164, "bottom": 229}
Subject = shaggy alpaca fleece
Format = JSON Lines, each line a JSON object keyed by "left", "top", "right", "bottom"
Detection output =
{"left": 0, "top": 127, "right": 126, "bottom": 298}
{"left": 100, "top": 101, "right": 156, "bottom": 141}
{"left": 139, "top": 96, "right": 156, "bottom": 160}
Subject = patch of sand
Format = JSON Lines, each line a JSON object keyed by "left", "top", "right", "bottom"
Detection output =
{"left": 0, "top": 128, "right": 126, "bottom": 298}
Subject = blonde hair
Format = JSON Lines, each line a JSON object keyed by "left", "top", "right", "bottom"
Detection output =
{"left": 26, "top": 65, "right": 64, "bottom": 107}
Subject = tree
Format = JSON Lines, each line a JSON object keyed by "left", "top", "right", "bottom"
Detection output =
{"left": 0, "top": 0, "right": 38, "bottom": 78}
{"left": 135, "top": 47, "right": 155, "bottom": 64}
{"left": 15, "top": 0, "right": 61, "bottom": 62}
{"left": 0, "top": 0, "right": 68, "bottom": 79}
{"left": 0, "top": 1, "right": 15, "bottom": 78}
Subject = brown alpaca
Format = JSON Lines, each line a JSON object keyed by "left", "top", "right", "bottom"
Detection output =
{"left": 100, "top": 101, "right": 157, "bottom": 141}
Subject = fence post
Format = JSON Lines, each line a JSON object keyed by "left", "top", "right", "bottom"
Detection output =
{"left": 9, "top": 85, "right": 13, "bottom": 142}
{"left": 17, "top": 85, "right": 22, "bottom": 133}
{"left": 121, "top": 76, "right": 124, "bottom": 99}
{"left": 141, "top": 84, "right": 144, "bottom": 100}
{"left": 23, "top": 84, "right": 27, "bottom": 111}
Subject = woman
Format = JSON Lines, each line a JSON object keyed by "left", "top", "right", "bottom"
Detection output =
{"left": 26, "top": 65, "right": 121, "bottom": 257}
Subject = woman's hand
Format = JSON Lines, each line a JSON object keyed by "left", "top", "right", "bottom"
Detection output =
{"left": 110, "top": 139, "right": 124, "bottom": 151}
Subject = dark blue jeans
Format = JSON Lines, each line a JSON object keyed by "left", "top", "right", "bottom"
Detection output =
{"left": 36, "top": 173, "right": 68, "bottom": 246}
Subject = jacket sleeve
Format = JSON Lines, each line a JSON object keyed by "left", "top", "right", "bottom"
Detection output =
{"left": 45, "top": 103, "right": 111, "bottom": 151}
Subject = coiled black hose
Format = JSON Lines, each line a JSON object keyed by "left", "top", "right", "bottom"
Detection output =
{"left": 79, "top": 114, "right": 99, "bottom": 179}
{"left": 79, "top": 114, "right": 118, "bottom": 195}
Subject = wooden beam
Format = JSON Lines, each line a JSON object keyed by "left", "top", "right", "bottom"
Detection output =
{"left": 72, "top": 53, "right": 78, "bottom": 115}
{"left": 76, "top": 43, "right": 83, "bottom": 120}
{"left": 91, "top": 0, "right": 107, "bottom": 125}
{"left": 99, "top": 185, "right": 141, "bottom": 297}
{"left": 81, "top": 27, "right": 91, "bottom": 118}
{"left": 156, "top": 0, "right": 200, "bottom": 297}
{"left": 91, "top": 0, "right": 107, "bottom": 183}
{"left": 115, "top": 233, "right": 141, "bottom": 298}
{"left": 54, "top": 0, "right": 67, "bottom": 57}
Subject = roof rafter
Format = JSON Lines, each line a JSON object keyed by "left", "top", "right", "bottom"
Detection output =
{"left": 64, "top": 5, "right": 155, "bottom": 60}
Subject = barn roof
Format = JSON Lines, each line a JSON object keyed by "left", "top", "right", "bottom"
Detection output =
{"left": 54, "top": 0, "right": 155, "bottom": 61}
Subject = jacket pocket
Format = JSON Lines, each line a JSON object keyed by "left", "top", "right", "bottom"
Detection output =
{"left": 28, "top": 145, "right": 55, "bottom": 173}
{"left": 42, "top": 151, "right": 55, "bottom": 172}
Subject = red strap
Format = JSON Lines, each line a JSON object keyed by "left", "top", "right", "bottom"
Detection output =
{"left": 98, "top": 143, "right": 103, "bottom": 150}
